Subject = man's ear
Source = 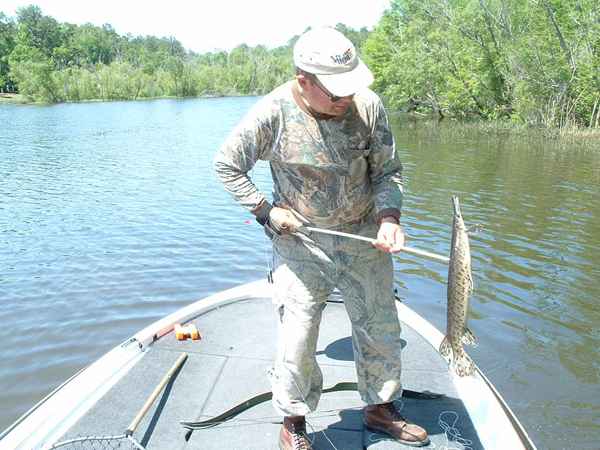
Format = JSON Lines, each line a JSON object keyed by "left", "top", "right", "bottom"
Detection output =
{"left": 296, "top": 73, "right": 311, "bottom": 89}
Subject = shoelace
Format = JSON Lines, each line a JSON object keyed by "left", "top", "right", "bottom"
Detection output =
{"left": 289, "top": 424, "right": 311, "bottom": 450}
{"left": 383, "top": 403, "right": 406, "bottom": 423}
{"left": 292, "top": 431, "right": 310, "bottom": 450}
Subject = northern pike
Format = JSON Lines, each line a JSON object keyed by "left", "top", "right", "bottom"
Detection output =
{"left": 440, "top": 196, "right": 477, "bottom": 376}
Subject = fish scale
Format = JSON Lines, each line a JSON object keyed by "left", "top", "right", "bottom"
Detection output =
{"left": 440, "top": 196, "right": 477, "bottom": 376}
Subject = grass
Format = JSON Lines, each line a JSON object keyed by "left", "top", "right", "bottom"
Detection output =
{"left": 391, "top": 113, "right": 600, "bottom": 151}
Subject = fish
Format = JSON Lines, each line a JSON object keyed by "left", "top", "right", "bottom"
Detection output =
{"left": 439, "top": 196, "right": 477, "bottom": 376}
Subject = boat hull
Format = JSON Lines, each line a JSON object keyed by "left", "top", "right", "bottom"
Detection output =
{"left": 0, "top": 280, "right": 536, "bottom": 450}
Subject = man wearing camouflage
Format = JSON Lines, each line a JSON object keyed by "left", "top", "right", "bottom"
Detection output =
{"left": 214, "top": 28, "right": 429, "bottom": 449}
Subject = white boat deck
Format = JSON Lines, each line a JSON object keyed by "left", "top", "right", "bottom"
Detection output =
{"left": 55, "top": 295, "right": 481, "bottom": 450}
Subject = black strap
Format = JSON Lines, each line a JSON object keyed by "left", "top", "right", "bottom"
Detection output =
{"left": 181, "top": 382, "right": 442, "bottom": 433}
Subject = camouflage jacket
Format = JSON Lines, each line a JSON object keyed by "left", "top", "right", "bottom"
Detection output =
{"left": 214, "top": 81, "right": 403, "bottom": 228}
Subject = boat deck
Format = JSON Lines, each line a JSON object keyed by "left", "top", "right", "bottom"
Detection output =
{"left": 57, "top": 296, "right": 481, "bottom": 449}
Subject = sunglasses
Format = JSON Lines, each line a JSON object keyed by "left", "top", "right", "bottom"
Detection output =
{"left": 309, "top": 76, "right": 351, "bottom": 103}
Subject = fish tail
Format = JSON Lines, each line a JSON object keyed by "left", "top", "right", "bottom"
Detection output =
{"left": 462, "top": 327, "right": 477, "bottom": 347}
{"left": 453, "top": 350, "right": 476, "bottom": 377}
{"left": 439, "top": 336, "right": 452, "bottom": 359}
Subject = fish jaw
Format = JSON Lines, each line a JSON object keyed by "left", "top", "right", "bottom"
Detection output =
{"left": 452, "top": 195, "right": 462, "bottom": 217}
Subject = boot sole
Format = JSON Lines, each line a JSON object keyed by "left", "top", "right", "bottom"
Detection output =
{"left": 364, "top": 423, "right": 431, "bottom": 447}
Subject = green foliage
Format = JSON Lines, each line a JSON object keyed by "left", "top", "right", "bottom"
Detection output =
{"left": 9, "top": 51, "right": 57, "bottom": 101}
{"left": 5, "top": 2, "right": 596, "bottom": 130}
{"left": 334, "top": 23, "right": 370, "bottom": 50}
{"left": 363, "top": 0, "right": 600, "bottom": 128}
{"left": 67, "top": 23, "right": 119, "bottom": 66}
{"left": 14, "top": 5, "right": 63, "bottom": 58}
{"left": 0, "top": 12, "right": 16, "bottom": 90}
{"left": 0, "top": 5, "right": 299, "bottom": 102}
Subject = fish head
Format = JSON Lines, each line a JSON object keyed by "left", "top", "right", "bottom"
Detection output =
{"left": 452, "top": 195, "right": 463, "bottom": 218}
{"left": 451, "top": 196, "right": 467, "bottom": 232}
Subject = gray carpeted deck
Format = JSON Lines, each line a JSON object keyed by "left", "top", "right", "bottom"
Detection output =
{"left": 57, "top": 296, "right": 482, "bottom": 449}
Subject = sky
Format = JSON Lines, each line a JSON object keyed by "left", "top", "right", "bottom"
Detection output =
{"left": 1, "top": 0, "right": 391, "bottom": 53}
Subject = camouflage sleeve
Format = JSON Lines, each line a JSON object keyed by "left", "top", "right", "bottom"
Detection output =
{"left": 213, "top": 99, "right": 276, "bottom": 215}
{"left": 367, "top": 98, "right": 403, "bottom": 223}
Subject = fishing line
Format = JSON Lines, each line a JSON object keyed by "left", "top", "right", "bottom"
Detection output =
{"left": 289, "top": 374, "right": 339, "bottom": 450}
{"left": 437, "top": 410, "right": 473, "bottom": 450}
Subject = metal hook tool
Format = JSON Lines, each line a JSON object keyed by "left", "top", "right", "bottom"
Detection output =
{"left": 297, "top": 226, "right": 449, "bottom": 264}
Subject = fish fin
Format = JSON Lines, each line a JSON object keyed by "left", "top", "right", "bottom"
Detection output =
{"left": 462, "top": 327, "right": 477, "bottom": 347}
{"left": 453, "top": 351, "right": 476, "bottom": 377}
{"left": 439, "top": 336, "right": 452, "bottom": 360}
{"left": 467, "top": 272, "right": 474, "bottom": 293}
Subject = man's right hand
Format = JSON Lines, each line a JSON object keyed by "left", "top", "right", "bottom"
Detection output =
{"left": 269, "top": 207, "right": 303, "bottom": 234}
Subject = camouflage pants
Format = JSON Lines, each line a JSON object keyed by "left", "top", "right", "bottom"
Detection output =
{"left": 269, "top": 220, "right": 403, "bottom": 417}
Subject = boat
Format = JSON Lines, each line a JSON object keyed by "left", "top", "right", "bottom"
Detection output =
{"left": 0, "top": 279, "right": 537, "bottom": 450}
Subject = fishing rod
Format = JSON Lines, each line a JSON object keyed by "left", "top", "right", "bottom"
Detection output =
{"left": 298, "top": 226, "right": 450, "bottom": 264}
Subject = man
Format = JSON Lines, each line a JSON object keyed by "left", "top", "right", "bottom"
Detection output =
{"left": 214, "top": 27, "right": 429, "bottom": 449}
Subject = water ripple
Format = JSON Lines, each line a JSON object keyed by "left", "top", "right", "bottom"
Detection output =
{"left": 1, "top": 102, "right": 599, "bottom": 449}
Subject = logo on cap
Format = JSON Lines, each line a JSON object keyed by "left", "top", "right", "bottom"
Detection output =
{"left": 330, "top": 48, "right": 353, "bottom": 65}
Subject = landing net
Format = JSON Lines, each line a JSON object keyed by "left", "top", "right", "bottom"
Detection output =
{"left": 50, "top": 433, "right": 145, "bottom": 450}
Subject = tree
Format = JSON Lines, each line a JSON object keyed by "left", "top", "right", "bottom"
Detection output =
{"left": 362, "top": 0, "right": 600, "bottom": 128}
{"left": 9, "top": 49, "right": 57, "bottom": 101}
{"left": 335, "top": 23, "right": 370, "bottom": 51}
{"left": 0, "top": 13, "right": 16, "bottom": 91}
{"left": 14, "top": 5, "right": 63, "bottom": 58}
{"left": 67, "top": 23, "right": 118, "bottom": 66}
{"left": 0, "top": 6, "right": 361, "bottom": 106}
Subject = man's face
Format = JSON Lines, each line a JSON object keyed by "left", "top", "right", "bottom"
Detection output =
{"left": 297, "top": 74, "right": 354, "bottom": 117}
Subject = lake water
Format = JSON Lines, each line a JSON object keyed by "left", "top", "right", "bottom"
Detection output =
{"left": 1, "top": 97, "right": 599, "bottom": 449}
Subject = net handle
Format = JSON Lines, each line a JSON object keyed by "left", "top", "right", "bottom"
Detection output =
{"left": 126, "top": 352, "right": 188, "bottom": 435}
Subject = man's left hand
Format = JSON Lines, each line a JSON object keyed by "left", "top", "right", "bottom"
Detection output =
{"left": 374, "top": 218, "right": 405, "bottom": 253}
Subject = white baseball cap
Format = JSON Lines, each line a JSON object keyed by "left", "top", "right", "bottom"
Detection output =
{"left": 293, "top": 27, "right": 374, "bottom": 97}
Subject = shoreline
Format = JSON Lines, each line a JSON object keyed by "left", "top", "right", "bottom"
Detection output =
{"left": 0, "top": 92, "right": 251, "bottom": 106}
{"left": 0, "top": 93, "right": 29, "bottom": 104}
{"left": 0, "top": 93, "right": 225, "bottom": 106}
{"left": 2, "top": 93, "right": 598, "bottom": 144}
{"left": 392, "top": 114, "right": 600, "bottom": 145}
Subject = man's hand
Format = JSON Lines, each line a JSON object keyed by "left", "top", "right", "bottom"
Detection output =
{"left": 374, "top": 217, "right": 405, "bottom": 253}
{"left": 269, "top": 207, "right": 303, "bottom": 234}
